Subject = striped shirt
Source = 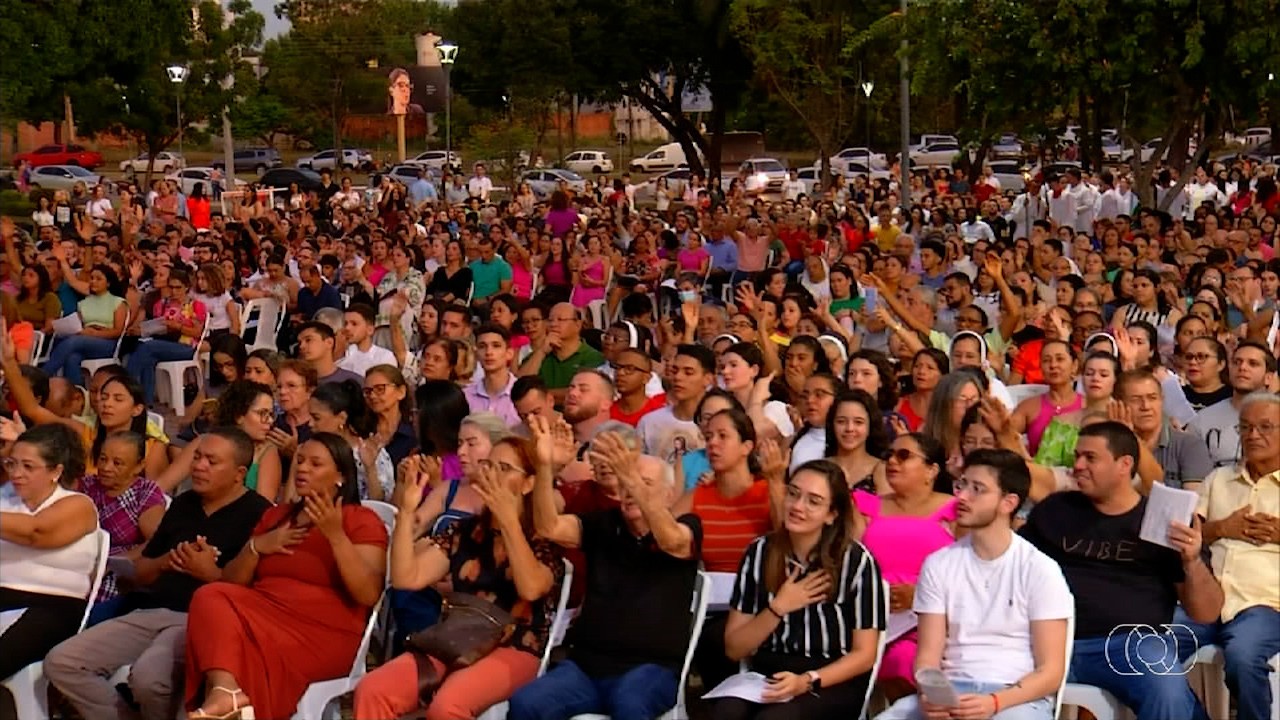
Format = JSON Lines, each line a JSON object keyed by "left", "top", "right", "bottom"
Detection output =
{"left": 691, "top": 480, "right": 773, "bottom": 573}
{"left": 731, "top": 535, "right": 887, "bottom": 660}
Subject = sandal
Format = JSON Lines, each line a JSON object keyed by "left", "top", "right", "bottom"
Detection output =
{"left": 188, "top": 686, "right": 255, "bottom": 720}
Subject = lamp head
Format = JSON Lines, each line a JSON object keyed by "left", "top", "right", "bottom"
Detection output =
{"left": 166, "top": 64, "right": 189, "bottom": 83}
{"left": 437, "top": 42, "right": 459, "bottom": 65}
{"left": 861, "top": 81, "right": 874, "bottom": 97}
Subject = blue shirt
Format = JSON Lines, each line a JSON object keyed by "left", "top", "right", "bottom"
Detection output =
{"left": 705, "top": 237, "right": 738, "bottom": 272}
{"left": 296, "top": 281, "right": 343, "bottom": 320}
{"left": 681, "top": 449, "right": 712, "bottom": 490}
{"left": 56, "top": 279, "right": 82, "bottom": 316}
{"left": 409, "top": 178, "right": 438, "bottom": 205}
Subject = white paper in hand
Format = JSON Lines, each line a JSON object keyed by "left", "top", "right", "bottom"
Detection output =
{"left": 702, "top": 672, "right": 790, "bottom": 703}
{"left": 51, "top": 314, "right": 83, "bottom": 337}
{"left": 1139, "top": 483, "right": 1199, "bottom": 549}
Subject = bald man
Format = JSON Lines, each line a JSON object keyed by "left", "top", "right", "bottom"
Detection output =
{"left": 524, "top": 303, "right": 604, "bottom": 405}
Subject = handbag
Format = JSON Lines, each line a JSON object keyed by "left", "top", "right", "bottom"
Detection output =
{"left": 404, "top": 592, "right": 515, "bottom": 705}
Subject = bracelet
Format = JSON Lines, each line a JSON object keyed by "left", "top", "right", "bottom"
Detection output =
{"left": 990, "top": 692, "right": 1001, "bottom": 713}
{"left": 766, "top": 605, "right": 784, "bottom": 619}
{"left": 248, "top": 538, "right": 260, "bottom": 556}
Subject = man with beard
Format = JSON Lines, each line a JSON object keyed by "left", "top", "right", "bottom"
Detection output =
{"left": 563, "top": 369, "right": 614, "bottom": 446}
{"left": 937, "top": 271, "right": 976, "bottom": 336}
{"left": 1021, "top": 422, "right": 1221, "bottom": 720}
{"left": 878, "top": 448, "right": 1071, "bottom": 720}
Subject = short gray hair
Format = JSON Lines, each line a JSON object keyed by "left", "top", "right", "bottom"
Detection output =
{"left": 461, "top": 412, "right": 514, "bottom": 443}
{"left": 1240, "top": 390, "right": 1280, "bottom": 416}
{"left": 589, "top": 422, "right": 640, "bottom": 449}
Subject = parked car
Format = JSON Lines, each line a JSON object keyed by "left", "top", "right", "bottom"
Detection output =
{"left": 166, "top": 167, "right": 246, "bottom": 196}
{"left": 296, "top": 149, "right": 373, "bottom": 172}
{"left": 406, "top": 150, "right": 463, "bottom": 171}
{"left": 520, "top": 168, "right": 586, "bottom": 199}
{"left": 562, "top": 150, "right": 614, "bottom": 175}
{"left": 795, "top": 166, "right": 829, "bottom": 197}
{"left": 990, "top": 134, "right": 1024, "bottom": 160}
{"left": 842, "top": 162, "right": 892, "bottom": 182}
{"left": 257, "top": 167, "right": 325, "bottom": 193}
{"left": 825, "top": 147, "right": 888, "bottom": 172}
{"left": 910, "top": 141, "right": 962, "bottom": 167}
{"left": 120, "top": 151, "right": 184, "bottom": 176}
{"left": 985, "top": 162, "right": 1027, "bottom": 193}
{"left": 741, "top": 158, "right": 788, "bottom": 195}
{"left": 909, "top": 134, "right": 959, "bottom": 153}
{"left": 211, "top": 148, "right": 283, "bottom": 176}
{"left": 15, "top": 144, "right": 104, "bottom": 169}
{"left": 629, "top": 142, "right": 698, "bottom": 173}
{"left": 27, "top": 164, "right": 105, "bottom": 191}
{"left": 384, "top": 164, "right": 442, "bottom": 187}
{"left": 632, "top": 167, "right": 691, "bottom": 204}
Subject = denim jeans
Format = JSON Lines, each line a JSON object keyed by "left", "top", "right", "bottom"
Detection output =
{"left": 1069, "top": 633, "right": 1209, "bottom": 720}
{"left": 125, "top": 339, "right": 195, "bottom": 404}
{"left": 507, "top": 660, "right": 678, "bottom": 720}
{"left": 876, "top": 679, "right": 1054, "bottom": 720}
{"left": 44, "top": 335, "right": 118, "bottom": 385}
{"left": 1173, "top": 605, "right": 1280, "bottom": 720}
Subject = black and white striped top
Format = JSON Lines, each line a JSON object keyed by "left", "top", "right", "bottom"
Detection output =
{"left": 730, "top": 535, "right": 887, "bottom": 660}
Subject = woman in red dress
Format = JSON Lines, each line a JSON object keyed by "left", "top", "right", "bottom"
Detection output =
{"left": 184, "top": 432, "right": 388, "bottom": 720}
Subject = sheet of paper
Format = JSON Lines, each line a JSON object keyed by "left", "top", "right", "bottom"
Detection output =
{"left": 140, "top": 318, "right": 169, "bottom": 337}
{"left": 887, "top": 610, "right": 918, "bottom": 643}
{"left": 702, "top": 672, "right": 792, "bottom": 703}
{"left": 705, "top": 571, "right": 736, "bottom": 611}
{"left": 1139, "top": 482, "right": 1199, "bottom": 549}
{"left": 51, "top": 313, "right": 83, "bottom": 337}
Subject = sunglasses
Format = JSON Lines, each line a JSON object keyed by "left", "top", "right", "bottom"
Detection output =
{"left": 888, "top": 447, "right": 927, "bottom": 464}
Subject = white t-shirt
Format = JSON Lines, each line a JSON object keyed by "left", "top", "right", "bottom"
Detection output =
{"left": 338, "top": 343, "right": 398, "bottom": 378}
{"left": 789, "top": 427, "right": 826, "bottom": 474}
{"left": 1188, "top": 398, "right": 1240, "bottom": 469}
{"left": 468, "top": 176, "right": 494, "bottom": 199}
{"left": 914, "top": 533, "right": 1073, "bottom": 684}
{"left": 637, "top": 405, "right": 703, "bottom": 465}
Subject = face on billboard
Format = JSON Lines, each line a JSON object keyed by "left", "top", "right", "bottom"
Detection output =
{"left": 385, "top": 66, "right": 444, "bottom": 114}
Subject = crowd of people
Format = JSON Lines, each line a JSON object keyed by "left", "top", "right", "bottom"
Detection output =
{"left": 0, "top": 150, "right": 1278, "bottom": 720}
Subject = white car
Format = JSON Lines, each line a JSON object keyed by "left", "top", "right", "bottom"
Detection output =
{"left": 825, "top": 147, "right": 887, "bottom": 172}
{"left": 842, "top": 162, "right": 892, "bottom": 182}
{"left": 119, "top": 151, "right": 184, "bottom": 176}
{"left": 520, "top": 168, "right": 586, "bottom": 199}
{"left": 406, "top": 150, "right": 462, "bottom": 171}
{"left": 27, "top": 165, "right": 105, "bottom": 192}
{"left": 632, "top": 167, "right": 691, "bottom": 204}
{"left": 990, "top": 134, "right": 1024, "bottom": 160}
{"left": 166, "top": 167, "right": 246, "bottom": 196}
{"left": 296, "top": 149, "right": 373, "bottom": 171}
{"left": 910, "top": 134, "right": 959, "bottom": 153}
{"left": 740, "top": 158, "right": 788, "bottom": 195}
{"left": 910, "top": 141, "right": 961, "bottom": 167}
{"left": 1121, "top": 138, "right": 1164, "bottom": 164}
{"left": 984, "top": 162, "right": 1026, "bottom": 194}
{"left": 562, "top": 151, "right": 613, "bottom": 175}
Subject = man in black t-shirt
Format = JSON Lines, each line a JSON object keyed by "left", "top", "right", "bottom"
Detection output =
{"left": 44, "top": 428, "right": 271, "bottom": 720}
{"left": 513, "top": 424, "right": 702, "bottom": 720}
{"left": 1021, "top": 422, "right": 1222, "bottom": 720}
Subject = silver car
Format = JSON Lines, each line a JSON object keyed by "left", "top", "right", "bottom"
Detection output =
{"left": 632, "top": 168, "right": 691, "bottom": 204}
{"left": 28, "top": 165, "right": 105, "bottom": 192}
{"left": 521, "top": 168, "right": 586, "bottom": 199}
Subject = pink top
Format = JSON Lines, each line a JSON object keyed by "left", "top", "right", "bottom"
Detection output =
{"left": 853, "top": 491, "right": 956, "bottom": 585}
{"left": 1026, "top": 392, "right": 1083, "bottom": 456}
{"left": 511, "top": 263, "right": 533, "bottom": 299}
{"left": 677, "top": 247, "right": 710, "bottom": 273}
{"left": 571, "top": 257, "right": 607, "bottom": 308}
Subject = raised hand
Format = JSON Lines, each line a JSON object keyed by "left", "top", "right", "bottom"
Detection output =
{"left": 472, "top": 461, "right": 521, "bottom": 529}
{"left": 397, "top": 456, "right": 433, "bottom": 512}
{"left": 757, "top": 437, "right": 790, "bottom": 484}
{"left": 749, "top": 372, "right": 776, "bottom": 409}
{"left": 303, "top": 492, "right": 345, "bottom": 541}
{"left": 1107, "top": 398, "right": 1136, "bottom": 430}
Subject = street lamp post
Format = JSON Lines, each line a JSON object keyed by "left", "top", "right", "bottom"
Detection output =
{"left": 166, "top": 64, "right": 189, "bottom": 157}
{"left": 861, "top": 80, "right": 874, "bottom": 165}
{"left": 899, "top": 0, "right": 911, "bottom": 196}
{"left": 437, "top": 42, "right": 458, "bottom": 173}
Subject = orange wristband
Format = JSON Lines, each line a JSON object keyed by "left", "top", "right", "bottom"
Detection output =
{"left": 991, "top": 692, "right": 1001, "bottom": 714}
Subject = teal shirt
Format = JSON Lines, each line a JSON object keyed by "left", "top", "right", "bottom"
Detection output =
{"left": 468, "top": 257, "right": 512, "bottom": 300}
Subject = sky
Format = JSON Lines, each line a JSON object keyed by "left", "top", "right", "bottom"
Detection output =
{"left": 250, "top": 0, "right": 290, "bottom": 38}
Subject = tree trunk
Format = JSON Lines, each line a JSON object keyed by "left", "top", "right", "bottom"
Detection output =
{"left": 706, "top": 96, "right": 728, "bottom": 182}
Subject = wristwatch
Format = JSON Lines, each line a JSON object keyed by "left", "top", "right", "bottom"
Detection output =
{"left": 806, "top": 670, "right": 823, "bottom": 692}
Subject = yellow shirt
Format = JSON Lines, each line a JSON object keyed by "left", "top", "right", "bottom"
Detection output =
{"left": 1196, "top": 465, "right": 1280, "bottom": 622}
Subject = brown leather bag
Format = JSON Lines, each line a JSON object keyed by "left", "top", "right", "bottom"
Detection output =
{"left": 404, "top": 593, "right": 515, "bottom": 705}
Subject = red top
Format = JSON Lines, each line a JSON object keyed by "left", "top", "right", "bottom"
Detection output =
{"left": 609, "top": 393, "right": 667, "bottom": 427}
{"left": 896, "top": 396, "right": 925, "bottom": 432}
{"left": 691, "top": 479, "right": 773, "bottom": 573}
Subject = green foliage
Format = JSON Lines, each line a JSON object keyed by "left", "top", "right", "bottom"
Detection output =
{"left": 0, "top": 189, "right": 33, "bottom": 221}
{"left": 230, "top": 92, "right": 293, "bottom": 147}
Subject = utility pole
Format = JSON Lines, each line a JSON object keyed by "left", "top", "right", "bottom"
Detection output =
{"left": 899, "top": 0, "right": 911, "bottom": 200}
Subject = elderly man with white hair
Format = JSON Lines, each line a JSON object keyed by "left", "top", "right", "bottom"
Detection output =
{"left": 1176, "top": 391, "right": 1280, "bottom": 720}
{"left": 517, "top": 420, "right": 701, "bottom": 720}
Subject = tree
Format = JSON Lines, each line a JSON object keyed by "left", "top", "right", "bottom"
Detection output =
{"left": 230, "top": 91, "right": 293, "bottom": 148}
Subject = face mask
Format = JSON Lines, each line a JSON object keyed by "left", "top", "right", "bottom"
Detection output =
{"left": 679, "top": 290, "right": 698, "bottom": 304}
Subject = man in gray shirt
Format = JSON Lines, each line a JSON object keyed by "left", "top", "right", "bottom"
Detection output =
{"left": 1118, "top": 369, "right": 1213, "bottom": 491}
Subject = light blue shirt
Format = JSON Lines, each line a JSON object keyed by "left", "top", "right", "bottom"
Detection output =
{"left": 409, "top": 178, "right": 438, "bottom": 205}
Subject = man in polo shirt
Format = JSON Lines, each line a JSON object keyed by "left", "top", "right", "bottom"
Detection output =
{"left": 468, "top": 236, "right": 512, "bottom": 303}
{"left": 523, "top": 303, "right": 604, "bottom": 405}
{"left": 45, "top": 428, "right": 271, "bottom": 720}
{"left": 464, "top": 323, "right": 519, "bottom": 427}
{"left": 1178, "top": 392, "right": 1280, "bottom": 720}
{"left": 1117, "top": 368, "right": 1213, "bottom": 492}
{"left": 515, "top": 421, "right": 702, "bottom": 720}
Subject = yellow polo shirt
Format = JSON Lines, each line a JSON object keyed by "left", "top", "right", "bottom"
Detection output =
{"left": 1196, "top": 465, "right": 1280, "bottom": 622}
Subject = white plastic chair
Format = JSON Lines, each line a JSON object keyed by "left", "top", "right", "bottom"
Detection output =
{"left": 568, "top": 569, "right": 711, "bottom": 720}
{"left": 1, "top": 529, "right": 111, "bottom": 720}
{"left": 290, "top": 593, "right": 385, "bottom": 720}
{"left": 475, "top": 558, "right": 576, "bottom": 720}
{"left": 79, "top": 310, "right": 131, "bottom": 380}
{"left": 1269, "top": 653, "right": 1279, "bottom": 720}
{"left": 361, "top": 500, "right": 398, "bottom": 661}
{"left": 240, "top": 298, "right": 284, "bottom": 353}
{"left": 1006, "top": 383, "right": 1050, "bottom": 407}
{"left": 1053, "top": 610, "right": 1076, "bottom": 719}
{"left": 1184, "top": 644, "right": 1228, "bottom": 720}
{"left": 155, "top": 315, "right": 211, "bottom": 419}
{"left": 30, "top": 330, "right": 52, "bottom": 365}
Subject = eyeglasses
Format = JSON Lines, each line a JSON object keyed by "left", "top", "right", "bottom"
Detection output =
{"left": 363, "top": 383, "right": 393, "bottom": 397}
{"left": 1184, "top": 353, "right": 1214, "bottom": 364}
{"left": 249, "top": 408, "right": 275, "bottom": 422}
{"left": 613, "top": 363, "right": 648, "bottom": 376}
{"left": 800, "top": 389, "right": 835, "bottom": 402}
{"left": 1, "top": 458, "right": 53, "bottom": 475}
{"left": 784, "top": 484, "right": 830, "bottom": 510}
{"left": 1237, "top": 422, "right": 1279, "bottom": 437}
{"left": 478, "top": 459, "right": 521, "bottom": 475}
{"left": 888, "top": 447, "right": 926, "bottom": 464}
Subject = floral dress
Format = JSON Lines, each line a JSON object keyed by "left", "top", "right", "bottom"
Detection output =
{"left": 376, "top": 268, "right": 426, "bottom": 332}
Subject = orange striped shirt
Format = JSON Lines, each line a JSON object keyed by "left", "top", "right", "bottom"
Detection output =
{"left": 692, "top": 480, "right": 773, "bottom": 573}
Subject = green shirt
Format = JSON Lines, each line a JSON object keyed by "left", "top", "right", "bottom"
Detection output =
{"left": 830, "top": 297, "right": 864, "bottom": 315}
{"left": 78, "top": 293, "right": 124, "bottom": 329}
{"left": 468, "top": 257, "right": 512, "bottom": 300}
{"left": 538, "top": 341, "right": 605, "bottom": 390}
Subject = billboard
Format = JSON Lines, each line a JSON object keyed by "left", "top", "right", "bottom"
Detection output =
{"left": 384, "top": 66, "right": 447, "bottom": 115}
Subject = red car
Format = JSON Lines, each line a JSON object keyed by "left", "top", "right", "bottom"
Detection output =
{"left": 14, "top": 144, "right": 104, "bottom": 169}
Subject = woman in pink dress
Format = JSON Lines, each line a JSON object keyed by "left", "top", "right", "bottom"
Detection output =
{"left": 851, "top": 431, "right": 957, "bottom": 701}
{"left": 571, "top": 235, "right": 608, "bottom": 309}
